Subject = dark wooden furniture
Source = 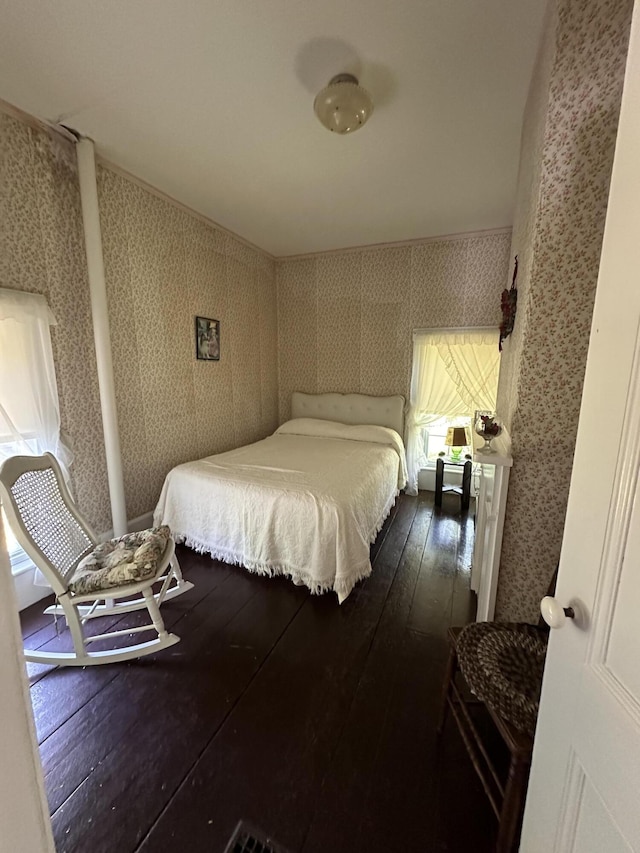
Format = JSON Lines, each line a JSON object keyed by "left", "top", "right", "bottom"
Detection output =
{"left": 438, "top": 627, "right": 534, "bottom": 853}
{"left": 435, "top": 457, "right": 472, "bottom": 510}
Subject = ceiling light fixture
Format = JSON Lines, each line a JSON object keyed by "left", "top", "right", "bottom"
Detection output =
{"left": 313, "top": 73, "right": 374, "bottom": 134}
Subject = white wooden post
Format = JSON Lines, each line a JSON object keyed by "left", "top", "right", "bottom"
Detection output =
{"left": 76, "top": 136, "right": 127, "bottom": 538}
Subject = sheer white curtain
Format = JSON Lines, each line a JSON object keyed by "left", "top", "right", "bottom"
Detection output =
{"left": 0, "top": 288, "right": 72, "bottom": 477}
{"left": 405, "top": 329, "right": 500, "bottom": 495}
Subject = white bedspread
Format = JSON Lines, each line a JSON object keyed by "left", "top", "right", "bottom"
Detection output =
{"left": 153, "top": 418, "right": 407, "bottom": 602}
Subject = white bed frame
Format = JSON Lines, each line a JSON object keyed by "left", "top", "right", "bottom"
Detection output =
{"left": 291, "top": 391, "right": 405, "bottom": 437}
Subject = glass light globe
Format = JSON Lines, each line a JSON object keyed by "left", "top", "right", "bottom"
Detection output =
{"left": 313, "top": 74, "right": 374, "bottom": 135}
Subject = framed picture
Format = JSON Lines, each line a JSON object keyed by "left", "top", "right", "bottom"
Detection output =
{"left": 195, "top": 316, "right": 220, "bottom": 361}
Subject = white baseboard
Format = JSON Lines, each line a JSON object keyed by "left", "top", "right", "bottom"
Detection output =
{"left": 128, "top": 511, "right": 154, "bottom": 533}
{"left": 13, "top": 567, "right": 51, "bottom": 611}
{"left": 98, "top": 511, "right": 154, "bottom": 542}
{"left": 15, "top": 510, "right": 155, "bottom": 611}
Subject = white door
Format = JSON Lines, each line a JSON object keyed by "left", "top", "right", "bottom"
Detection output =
{"left": 520, "top": 5, "right": 640, "bottom": 851}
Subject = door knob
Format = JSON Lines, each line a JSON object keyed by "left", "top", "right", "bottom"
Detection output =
{"left": 540, "top": 596, "right": 575, "bottom": 629}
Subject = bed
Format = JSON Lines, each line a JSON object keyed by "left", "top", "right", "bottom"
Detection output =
{"left": 153, "top": 392, "right": 407, "bottom": 602}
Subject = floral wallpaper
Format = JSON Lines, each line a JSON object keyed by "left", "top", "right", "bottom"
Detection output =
{"left": 277, "top": 231, "right": 512, "bottom": 423}
{"left": 0, "top": 107, "right": 278, "bottom": 531}
{"left": 0, "top": 111, "right": 111, "bottom": 532}
{"left": 495, "top": 0, "right": 633, "bottom": 621}
{"left": 96, "top": 169, "right": 278, "bottom": 522}
{"left": 3, "top": 0, "right": 630, "bottom": 625}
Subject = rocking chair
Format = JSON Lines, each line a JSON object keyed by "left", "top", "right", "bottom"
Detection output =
{"left": 0, "top": 453, "right": 194, "bottom": 666}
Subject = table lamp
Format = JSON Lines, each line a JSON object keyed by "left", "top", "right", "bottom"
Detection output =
{"left": 445, "top": 426, "right": 471, "bottom": 461}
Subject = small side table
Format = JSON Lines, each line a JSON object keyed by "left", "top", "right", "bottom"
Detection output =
{"left": 435, "top": 456, "right": 472, "bottom": 511}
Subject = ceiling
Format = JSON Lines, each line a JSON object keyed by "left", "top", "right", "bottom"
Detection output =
{"left": 0, "top": 0, "right": 546, "bottom": 257}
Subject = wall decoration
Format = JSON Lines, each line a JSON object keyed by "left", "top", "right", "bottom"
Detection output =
{"left": 276, "top": 231, "right": 512, "bottom": 423}
{"left": 195, "top": 316, "right": 220, "bottom": 361}
{"left": 499, "top": 255, "right": 518, "bottom": 351}
{"left": 494, "top": 0, "right": 632, "bottom": 622}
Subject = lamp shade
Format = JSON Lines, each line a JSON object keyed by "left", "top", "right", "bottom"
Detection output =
{"left": 314, "top": 74, "right": 374, "bottom": 134}
{"left": 445, "top": 426, "right": 471, "bottom": 448}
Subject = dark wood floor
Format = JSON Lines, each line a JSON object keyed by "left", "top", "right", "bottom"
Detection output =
{"left": 21, "top": 491, "right": 497, "bottom": 853}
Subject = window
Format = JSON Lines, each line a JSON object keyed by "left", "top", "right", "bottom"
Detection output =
{"left": 421, "top": 415, "right": 472, "bottom": 464}
{"left": 0, "top": 288, "right": 71, "bottom": 574}
{"left": 405, "top": 328, "right": 500, "bottom": 494}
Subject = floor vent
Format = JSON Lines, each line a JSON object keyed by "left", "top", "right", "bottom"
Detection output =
{"left": 224, "top": 820, "right": 291, "bottom": 853}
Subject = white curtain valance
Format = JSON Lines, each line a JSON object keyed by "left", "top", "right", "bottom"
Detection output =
{"left": 412, "top": 328, "right": 499, "bottom": 347}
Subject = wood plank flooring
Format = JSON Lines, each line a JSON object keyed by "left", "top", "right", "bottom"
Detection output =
{"left": 21, "top": 492, "right": 497, "bottom": 853}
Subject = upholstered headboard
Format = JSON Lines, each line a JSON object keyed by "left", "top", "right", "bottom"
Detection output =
{"left": 290, "top": 392, "right": 405, "bottom": 437}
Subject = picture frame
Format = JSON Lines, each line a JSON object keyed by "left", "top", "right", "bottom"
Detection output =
{"left": 195, "top": 316, "right": 220, "bottom": 361}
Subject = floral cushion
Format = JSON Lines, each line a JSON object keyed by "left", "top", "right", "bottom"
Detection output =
{"left": 68, "top": 526, "right": 172, "bottom": 596}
